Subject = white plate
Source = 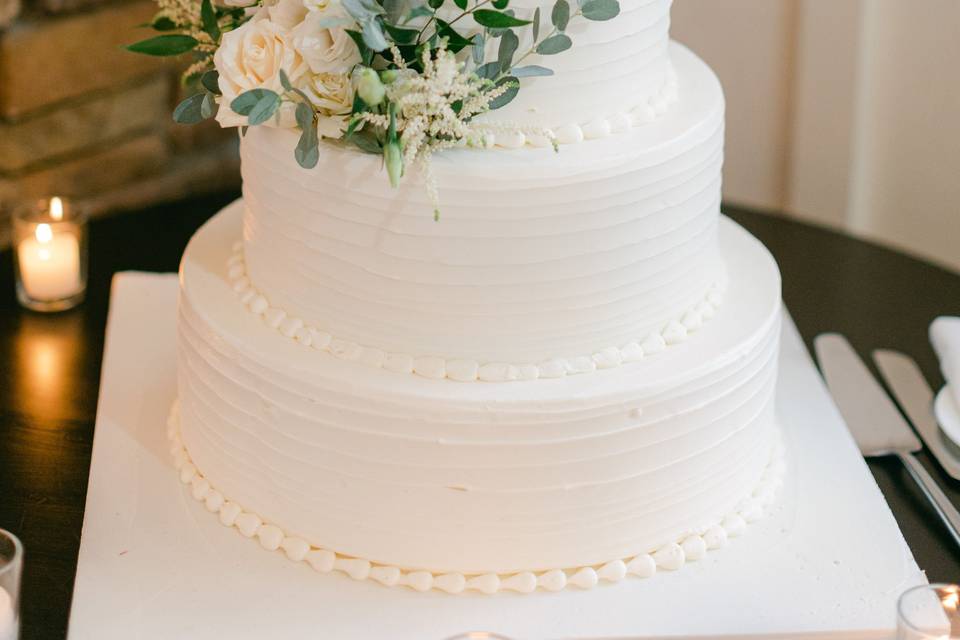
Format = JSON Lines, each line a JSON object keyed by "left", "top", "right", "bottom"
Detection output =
{"left": 935, "top": 386, "right": 960, "bottom": 449}
{"left": 68, "top": 273, "right": 926, "bottom": 640}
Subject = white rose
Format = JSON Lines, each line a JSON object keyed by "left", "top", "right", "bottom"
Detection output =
{"left": 214, "top": 12, "right": 308, "bottom": 128}
{"left": 267, "top": 0, "right": 307, "bottom": 29}
{"left": 298, "top": 71, "right": 354, "bottom": 138}
{"left": 291, "top": 2, "right": 361, "bottom": 75}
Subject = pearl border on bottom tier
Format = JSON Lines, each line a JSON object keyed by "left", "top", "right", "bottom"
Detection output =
{"left": 227, "top": 240, "right": 729, "bottom": 383}
{"left": 167, "top": 401, "right": 785, "bottom": 594}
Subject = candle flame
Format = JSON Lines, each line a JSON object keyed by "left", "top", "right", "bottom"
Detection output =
{"left": 50, "top": 197, "right": 64, "bottom": 221}
{"left": 35, "top": 223, "right": 53, "bottom": 244}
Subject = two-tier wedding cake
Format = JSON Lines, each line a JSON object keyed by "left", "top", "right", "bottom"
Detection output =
{"left": 152, "top": 0, "right": 784, "bottom": 594}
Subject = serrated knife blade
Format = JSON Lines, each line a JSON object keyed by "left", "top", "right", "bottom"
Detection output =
{"left": 815, "top": 333, "right": 960, "bottom": 548}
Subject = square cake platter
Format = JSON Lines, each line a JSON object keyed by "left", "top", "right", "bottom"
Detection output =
{"left": 67, "top": 273, "right": 926, "bottom": 640}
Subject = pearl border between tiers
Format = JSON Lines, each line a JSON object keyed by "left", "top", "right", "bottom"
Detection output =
{"left": 485, "top": 65, "right": 680, "bottom": 149}
{"left": 227, "top": 240, "right": 728, "bottom": 383}
{"left": 167, "top": 401, "right": 785, "bottom": 594}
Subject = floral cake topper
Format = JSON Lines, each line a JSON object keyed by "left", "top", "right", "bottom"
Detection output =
{"left": 129, "top": 0, "right": 621, "bottom": 215}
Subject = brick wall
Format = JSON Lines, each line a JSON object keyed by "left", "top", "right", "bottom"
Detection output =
{"left": 0, "top": 0, "right": 240, "bottom": 246}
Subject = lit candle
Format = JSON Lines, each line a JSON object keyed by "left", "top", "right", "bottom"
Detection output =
{"left": 17, "top": 222, "right": 81, "bottom": 302}
{"left": 16, "top": 196, "right": 83, "bottom": 304}
{"left": 0, "top": 586, "right": 14, "bottom": 640}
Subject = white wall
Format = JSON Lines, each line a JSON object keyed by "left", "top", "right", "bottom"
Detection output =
{"left": 672, "top": 0, "right": 960, "bottom": 273}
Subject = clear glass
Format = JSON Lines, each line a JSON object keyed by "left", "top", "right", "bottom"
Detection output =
{"left": 0, "top": 529, "right": 22, "bottom": 640}
{"left": 445, "top": 634, "right": 514, "bottom": 640}
{"left": 11, "top": 196, "right": 88, "bottom": 312}
{"left": 898, "top": 583, "right": 960, "bottom": 639}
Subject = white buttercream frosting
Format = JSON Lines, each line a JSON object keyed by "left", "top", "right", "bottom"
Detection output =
{"left": 226, "top": 231, "right": 726, "bottom": 382}
{"left": 479, "top": 0, "right": 676, "bottom": 133}
{"left": 175, "top": 204, "right": 783, "bottom": 577}
{"left": 167, "top": 399, "right": 786, "bottom": 594}
{"left": 240, "top": 42, "right": 724, "bottom": 365}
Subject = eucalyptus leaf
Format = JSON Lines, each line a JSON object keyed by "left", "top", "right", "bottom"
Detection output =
{"left": 172, "top": 93, "right": 206, "bottom": 124}
{"left": 200, "top": 69, "right": 220, "bottom": 94}
{"left": 512, "top": 64, "right": 554, "bottom": 78}
{"left": 532, "top": 6, "right": 540, "bottom": 40}
{"left": 295, "top": 102, "right": 313, "bottom": 132}
{"left": 581, "top": 0, "right": 619, "bottom": 21}
{"left": 406, "top": 4, "right": 433, "bottom": 21}
{"left": 472, "top": 33, "right": 486, "bottom": 65}
{"left": 488, "top": 76, "right": 519, "bottom": 110}
{"left": 295, "top": 126, "right": 320, "bottom": 168}
{"left": 497, "top": 29, "right": 519, "bottom": 72}
{"left": 200, "top": 92, "right": 217, "bottom": 119}
{"left": 231, "top": 88, "right": 278, "bottom": 116}
{"left": 476, "top": 61, "right": 501, "bottom": 80}
{"left": 535, "top": 33, "right": 572, "bottom": 54}
{"left": 352, "top": 129, "right": 384, "bottom": 154}
{"left": 551, "top": 0, "right": 570, "bottom": 30}
{"left": 247, "top": 93, "right": 281, "bottom": 125}
{"left": 342, "top": 0, "right": 384, "bottom": 21}
{"left": 279, "top": 68, "right": 292, "bottom": 91}
{"left": 361, "top": 18, "right": 390, "bottom": 51}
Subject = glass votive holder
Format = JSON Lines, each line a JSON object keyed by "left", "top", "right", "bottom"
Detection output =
{"left": 898, "top": 583, "right": 960, "bottom": 639}
{"left": 11, "top": 196, "right": 88, "bottom": 312}
{"left": 0, "top": 529, "right": 22, "bottom": 640}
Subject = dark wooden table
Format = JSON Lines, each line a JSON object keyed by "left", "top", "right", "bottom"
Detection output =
{"left": 1, "top": 193, "right": 958, "bottom": 639}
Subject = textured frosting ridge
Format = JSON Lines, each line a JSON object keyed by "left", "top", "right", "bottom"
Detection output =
{"left": 228, "top": 236, "right": 726, "bottom": 382}
{"left": 241, "top": 42, "right": 724, "bottom": 365}
{"left": 168, "top": 401, "right": 785, "bottom": 594}
{"left": 176, "top": 205, "right": 783, "bottom": 576}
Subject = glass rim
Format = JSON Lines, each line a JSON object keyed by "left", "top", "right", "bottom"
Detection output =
{"left": 897, "top": 582, "right": 960, "bottom": 635}
{"left": 0, "top": 528, "right": 23, "bottom": 579}
{"left": 11, "top": 196, "right": 89, "bottom": 225}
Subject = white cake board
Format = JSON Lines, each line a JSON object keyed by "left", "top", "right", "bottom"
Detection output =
{"left": 68, "top": 273, "right": 926, "bottom": 640}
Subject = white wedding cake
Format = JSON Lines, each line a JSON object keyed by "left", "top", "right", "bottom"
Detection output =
{"left": 166, "top": 0, "right": 784, "bottom": 594}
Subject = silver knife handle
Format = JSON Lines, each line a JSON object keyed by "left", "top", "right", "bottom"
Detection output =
{"left": 898, "top": 452, "right": 960, "bottom": 547}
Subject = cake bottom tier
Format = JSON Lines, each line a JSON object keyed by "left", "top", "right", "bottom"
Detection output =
{"left": 173, "top": 204, "right": 784, "bottom": 592}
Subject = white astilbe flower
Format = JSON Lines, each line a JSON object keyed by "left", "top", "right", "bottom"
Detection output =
{"left": 351, "top": 43, "right": 554, "bottom": 216}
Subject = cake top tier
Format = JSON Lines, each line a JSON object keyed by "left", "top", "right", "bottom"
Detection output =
{"left": 480, "top": 0, "right": 674, "bottom": 130}
{"left": 131, "top": 0, "right": 676, "bottom": 201}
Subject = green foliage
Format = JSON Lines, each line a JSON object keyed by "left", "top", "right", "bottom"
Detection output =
{"left": 125, "top": 34, "right": 198, "bottom": 56}
{"left": 132, "top": 0, "right": 624, "bottom": 195}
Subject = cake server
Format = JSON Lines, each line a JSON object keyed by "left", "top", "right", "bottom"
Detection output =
{"left": 873, "top": 349, "right": 960, "bottom": 480}
{"left": 815, "top": 334, "right": 960, "bottom": 548}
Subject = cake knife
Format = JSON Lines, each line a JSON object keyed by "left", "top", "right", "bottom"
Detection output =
{"left": 815, "top": 334, "right": 960, "bottom": 548}
{"left": 873, "top": 349, "right": 960, "bottom": 480}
